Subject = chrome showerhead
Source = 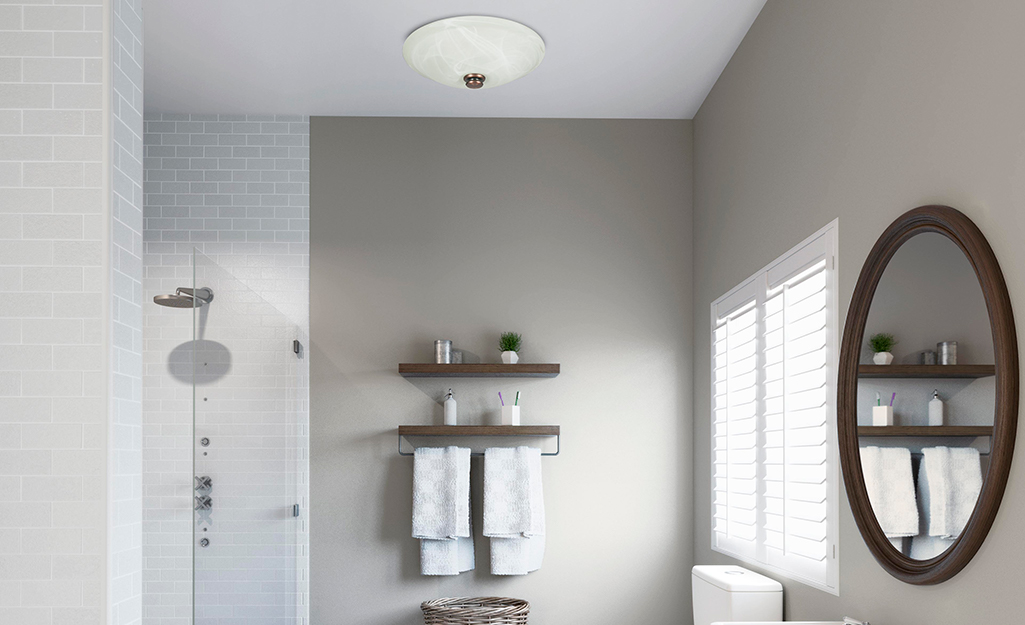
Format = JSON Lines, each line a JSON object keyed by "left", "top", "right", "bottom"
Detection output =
{"left": 153, "top": 287, "right": 213, "bottom": 308}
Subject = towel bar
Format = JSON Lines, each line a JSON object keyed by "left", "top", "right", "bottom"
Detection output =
{"left": 397, "top": 425, "right": 561, "bottom": 457}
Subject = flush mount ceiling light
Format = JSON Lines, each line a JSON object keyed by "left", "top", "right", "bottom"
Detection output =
{"left": 402, "top": 16, "right": 545, "bottom": 90}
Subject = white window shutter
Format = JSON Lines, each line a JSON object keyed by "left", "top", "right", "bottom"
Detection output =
{"left": 711, "top": 221, "right": 839, "bottom": 595}
{"left": 712, "top": 282, "right": 760, "bottom": 561}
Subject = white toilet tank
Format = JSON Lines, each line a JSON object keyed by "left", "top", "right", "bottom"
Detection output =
{"left": 692, "top": 565, "right": 783, "bottom": 625}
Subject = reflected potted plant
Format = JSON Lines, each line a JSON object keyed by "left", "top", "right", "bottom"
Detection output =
{"left": 499, "top": 332, "right": 522, "bottom": 364}
{"left": 869, "top": 333, "right": 897, "bottom": 365}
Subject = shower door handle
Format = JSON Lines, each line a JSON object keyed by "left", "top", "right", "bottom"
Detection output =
{"left": 194, "top": 495, "right": 212, "bottom": 511}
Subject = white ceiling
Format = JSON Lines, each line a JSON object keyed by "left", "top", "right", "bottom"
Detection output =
{"left": 143, "top": 0, "right": 766, "bottom": 119}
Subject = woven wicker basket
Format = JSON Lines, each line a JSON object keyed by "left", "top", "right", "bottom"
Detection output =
{"left": 421, "top": 597, "right": 529, "bottom": 625}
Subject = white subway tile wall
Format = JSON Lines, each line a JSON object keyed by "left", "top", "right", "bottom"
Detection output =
{"left": 0, "top": 2, "right": 111, "bottom": 624}
{"left": 142, "top": 115, "right": 309, "bottom": 625}
{"left": 142, "top": 113, "right": 309, "bottom": 328}
{"left": 111, "top": 1, "right": 145, "bottom": 625}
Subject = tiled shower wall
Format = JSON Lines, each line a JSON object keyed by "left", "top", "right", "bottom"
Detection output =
{"left": 111, "top": 1, "right": 145, "bottom": 624}
{"left": 0, "top": 3, "right": 111, "bottom": 624}
{"left": 142, "top": 113, "right": 309, "bottom": 324}
{"left": 141, "top": 114, "right": 309, "bottom": 625}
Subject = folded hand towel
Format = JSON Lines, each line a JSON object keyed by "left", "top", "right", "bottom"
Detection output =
{"left": 859, "top": 446, "right": 918, "bottom": 538}
{"left": 490, "top": 533, "right": 545, "bottom": 576}
{"left": 413, "top": 446, "right": 473, "bottom": 575}
{"left": 420, "top": 518, "right": 475, "bottom": 575}
{"left": 918, "top": 446, "right": 982, "bottom": 539}
{"left": 484, "top": 446, "right": 545, "bottom": 575}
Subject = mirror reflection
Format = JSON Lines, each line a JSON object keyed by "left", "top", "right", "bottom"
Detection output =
{"left": 857, "top": 233, "right": 994, "bottom": 560}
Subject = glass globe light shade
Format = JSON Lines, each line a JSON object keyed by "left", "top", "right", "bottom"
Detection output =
{"left": 402, "top": 16, "right": 545, "bottom": 90}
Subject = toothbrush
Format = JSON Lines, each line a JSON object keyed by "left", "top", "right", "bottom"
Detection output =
{"left": 890, "top": 392, "right": 896, "bottom": 407}
{"left": 499, "top": 392, "right": 505, "bottom": 407}
{"left": 514, "top": 391, "right": 520, "bottom": 406}
{"left": 876, "top": 392, "right": 881, "bottom": 407}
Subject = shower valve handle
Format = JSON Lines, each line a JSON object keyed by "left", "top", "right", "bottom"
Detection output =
{"left": 195, "top": 475, "right": 212, "bottom": 491}
{"left": 194, "top": 495, "right": 212, "bottom": 511}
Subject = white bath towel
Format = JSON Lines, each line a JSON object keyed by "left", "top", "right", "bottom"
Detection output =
{"left": 484, "top": 446, "right": 545, "bottom": 575}
{"left": 413, "top": 446, "right": 473, "bottom": 575}
{"left": 859, "top": 446, "right": 919, "bottom": 538}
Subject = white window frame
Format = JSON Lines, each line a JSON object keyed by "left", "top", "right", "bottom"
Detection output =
{"left": 710, "top": 220, "right": 840, "bottom": 595}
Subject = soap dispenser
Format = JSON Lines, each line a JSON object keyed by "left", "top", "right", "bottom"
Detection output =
{"left": 443, "top": 388, "right": 457, "bottom": 425}
{"left": 929, "top": 389, "right": 944, "bottom": 426}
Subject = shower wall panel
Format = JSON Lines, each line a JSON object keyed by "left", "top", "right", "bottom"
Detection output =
{"left": 141, "top": 115, "right": 309, "bottom": 625}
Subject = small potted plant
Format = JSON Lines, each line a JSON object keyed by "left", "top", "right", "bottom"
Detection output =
{"left": 869, "top": 333, "right": 897, "bottom": 365}
{"left": 499, "top": 332, "right": 522, "bottom": 364}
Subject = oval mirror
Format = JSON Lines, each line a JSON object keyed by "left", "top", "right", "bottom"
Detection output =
{"left": 838, "top": 205, "right": 1018, "bottom": 584}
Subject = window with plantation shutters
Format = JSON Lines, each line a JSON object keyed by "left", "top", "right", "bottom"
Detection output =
{"left": 711, "top": 221, "right": 839, "bottom": 595}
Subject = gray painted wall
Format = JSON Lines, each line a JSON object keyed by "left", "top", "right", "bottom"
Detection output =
{"left": 310, "top": 117, "right": 693, "bottom": 625}
{"left": 693, "top": 1, "right": 1025, "bottom": 623}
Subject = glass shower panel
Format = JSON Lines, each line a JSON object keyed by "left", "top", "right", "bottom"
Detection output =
{"left": 192, "top": 250, "right": 308, "bottom": 625}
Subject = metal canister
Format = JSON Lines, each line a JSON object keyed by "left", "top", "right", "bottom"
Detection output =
{"left": 922, "top": 350, "right": 937, "bottom": 366}
{"left": 434, "top": 340, "right": 453, "bottom": 364}
{"left": 937, "top": 341, "right": 957, "bottom": 365}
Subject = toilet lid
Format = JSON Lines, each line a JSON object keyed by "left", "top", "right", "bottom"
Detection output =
{"left": 692, "top": 565, "right": 783, "bottom": 592}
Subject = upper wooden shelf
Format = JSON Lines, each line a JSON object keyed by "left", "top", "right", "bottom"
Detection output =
{"left": 858, "top": 364, "right": 995, "bottom": 379}
{"left": 398, "top": 363, "right": 560, "bottom": 378}
{"left": 398, "top": 425, "right": 560, "bottom": 437}
{"left": 858, "top": 425, "right": 993, "bottom": 437}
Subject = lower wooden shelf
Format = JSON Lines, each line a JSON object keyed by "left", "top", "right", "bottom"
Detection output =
{"left": 397, "top": 425, "right": 561, "bottom": 456}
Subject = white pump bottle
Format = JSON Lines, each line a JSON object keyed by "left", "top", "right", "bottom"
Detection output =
{"left": 443, "top": 388, "right": 457, "bottom": 426}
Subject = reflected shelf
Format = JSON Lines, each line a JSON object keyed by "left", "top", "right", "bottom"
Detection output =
{"left": 857, "top": 364, "right": 995, "bottom": 379}
{"left": 858, "top": 425, "right": 993, "bottom": 437}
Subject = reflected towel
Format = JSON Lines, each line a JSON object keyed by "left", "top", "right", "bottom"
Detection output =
{"left": 860, "top": 446, "right": 918, "bottom": 538}
{"left": 909, "top": 535, "right": 953, "bottom": 560}
{"left": 918, "top": 446, "right": 982, "bottom": 538}
{"left": 910, "top": 446, "right": 982, "bottom": 559}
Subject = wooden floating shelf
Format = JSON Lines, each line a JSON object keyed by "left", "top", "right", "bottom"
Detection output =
{"left": 857, "top": 364, "right": 995, "bottom": 379}
{"left": 398, "top": 363, "right": 560, "bottom": 378}
{"left": 398, "top": 425, "right": 562, "bottom": 456}
{"left": 858, "top": 425, "right": 993, "bottom": 437}
{"left": 398, "top": 425, "right": 560, "bottom": 437}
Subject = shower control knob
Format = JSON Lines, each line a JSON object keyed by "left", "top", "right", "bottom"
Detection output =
{"left": 199, "top": 538, "right": 210, "bottom": 548}
{"left": 194, "top": 475, "right": 212, "bottom": 491}
{"left": 194, "top": 495, "right": 212, "bottom": 511}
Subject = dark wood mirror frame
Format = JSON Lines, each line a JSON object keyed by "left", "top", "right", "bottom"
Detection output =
{"left": 838, "top": 205, "right": 1019, "bottom": 584}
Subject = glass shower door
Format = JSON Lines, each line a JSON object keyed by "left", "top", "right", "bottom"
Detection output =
{"left": 191, "top": 250, "right": 308, "bottom": 625}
